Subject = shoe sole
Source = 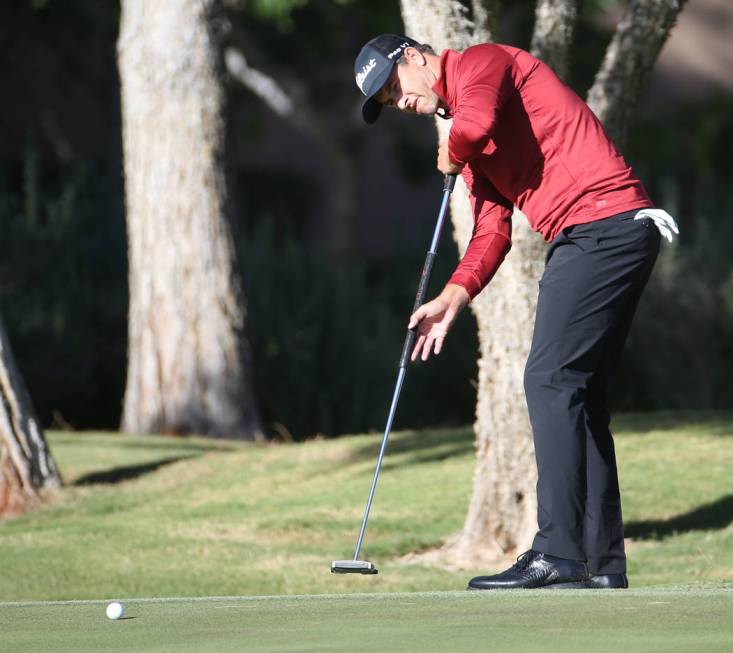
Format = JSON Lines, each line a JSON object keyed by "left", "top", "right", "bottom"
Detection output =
{"left": 467, "top": 580, "right": 611, "bottom": 590}
{"left": 547, "top": 578, "right": 629, "bottom": 589}
{"left": 540, "top": 580, "right": 594, "bottom": 589}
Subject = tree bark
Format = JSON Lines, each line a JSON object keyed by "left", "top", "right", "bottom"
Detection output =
{"left": 401, "top": 0, "right": 683, "bottom": 568}
{"left": 454, "top": 0, "right": 582, "bottom": 566}
{"left": 586, "top": 0, "right": 688, "bottom": 147}
{"left": 118, "top": 0, "right": 262, "bottom": 439}
{"left": 530, "top": 0, "right": 578, "bottom": 80}
{"left": 0, "top": 318, "right": 60, "bottom": 517}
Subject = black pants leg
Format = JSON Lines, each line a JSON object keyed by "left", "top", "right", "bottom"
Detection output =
{"left": 524, "top": 210, "right": 660, "bottom": 574}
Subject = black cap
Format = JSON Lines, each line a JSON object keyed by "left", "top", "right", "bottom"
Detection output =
{"left": 354, "top": 34, "right": 419, "bottom": 124}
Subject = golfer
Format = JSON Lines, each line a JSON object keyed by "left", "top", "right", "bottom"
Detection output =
{"left": 354, "top": 34, "right": 677, "bottom": 590}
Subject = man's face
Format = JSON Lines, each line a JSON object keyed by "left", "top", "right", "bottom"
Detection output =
{"left": 374, "top": 49, "right": 440, "bottom": 117}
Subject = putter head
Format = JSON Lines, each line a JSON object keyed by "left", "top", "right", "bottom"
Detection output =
{"left": 331, "top": 560, "right": 378, "bottom": 575}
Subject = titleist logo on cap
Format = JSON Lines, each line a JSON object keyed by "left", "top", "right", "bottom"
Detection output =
{"left": 355, "top": 58, "right": 376, "bottom": 92}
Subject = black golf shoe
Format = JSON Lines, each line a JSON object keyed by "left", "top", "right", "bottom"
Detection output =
{"left": 583, "top": 573, "right": 628, "bottom": 589}
{"left": 468, "top": 550, "right": 589, "bottom": 590}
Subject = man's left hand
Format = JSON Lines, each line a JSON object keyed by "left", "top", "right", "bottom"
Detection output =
{"left": 408, "top": 283, "right": 469, "bottom": 361}
{"left": 437, "top": 140, "right": 463, "bottom": 175}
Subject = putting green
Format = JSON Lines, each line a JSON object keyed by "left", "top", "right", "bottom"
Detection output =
{"left": 3, "top": 588, "right": 732, "bottom": 652}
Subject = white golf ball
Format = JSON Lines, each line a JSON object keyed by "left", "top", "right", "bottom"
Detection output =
{"left": 106, "top": 601, "right": 125, "bottom": 620}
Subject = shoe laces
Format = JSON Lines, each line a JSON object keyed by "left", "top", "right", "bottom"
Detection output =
{"left": 512, "top": 550, "right": 536, "bottom": 571}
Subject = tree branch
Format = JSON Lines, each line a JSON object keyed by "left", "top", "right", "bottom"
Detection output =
{"left": 224, "top": 46, "right": 356, "bottom": 255}
{"left": 224, "top": 47, "right": 294, "bottom": 118}
{"left": 586, "top": 0, "right": 688, "bottom": 146}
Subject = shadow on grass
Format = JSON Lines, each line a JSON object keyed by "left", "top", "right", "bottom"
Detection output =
{"left": 296, "top": 429, "right": 473, "bottom": 482}
{"left": 349, "top": 428, "right": 474, "bottom": 465}
{"left": 379, "top": 443, "right": 475, "bottom": 471}
{"left": 73, "top": 457, "right": 192, "bottom": 486}
{"left": 626, "top": 494, "right": 733, "bottom": 540}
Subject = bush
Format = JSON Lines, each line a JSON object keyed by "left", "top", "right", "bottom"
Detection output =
{"left": 237, "top": 218, "right": 478, "bottom": 440}
{"left": 612, "top": 184, "right": 733, "bottom": 410}
{"left": 0, "top": 145, "right": 127, "bottom": 429}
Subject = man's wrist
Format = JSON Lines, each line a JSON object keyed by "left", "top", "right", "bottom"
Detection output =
{"left": 442, "top": 283, "right": 471, "bottom": 307}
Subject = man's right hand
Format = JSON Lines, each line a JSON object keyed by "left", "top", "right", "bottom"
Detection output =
{"left": 437, "top": 140, "right": 464, "bottom": 175}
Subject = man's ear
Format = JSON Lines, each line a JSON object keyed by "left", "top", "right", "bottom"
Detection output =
{"left": 403, "top": 47, "right": 426, "bottom": 66}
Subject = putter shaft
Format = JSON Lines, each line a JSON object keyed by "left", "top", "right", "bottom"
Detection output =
{"left": 351, "top": 174, "right": 457, "bottom": 563}
{"left": 352, "top": 367, "right": 407, "bottom": 561}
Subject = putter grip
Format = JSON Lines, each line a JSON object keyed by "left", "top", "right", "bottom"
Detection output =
{"left": 444, "top": 173, "right": 457, "bottom": 192}
{"left": 399, "top": 252, "right": 436, "bottom": 369}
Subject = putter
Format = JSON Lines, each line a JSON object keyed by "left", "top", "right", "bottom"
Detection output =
{"left": 331, "top": 173, "right": 457, "bottom": 575}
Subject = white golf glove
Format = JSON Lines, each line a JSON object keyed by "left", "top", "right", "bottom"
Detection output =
{"left": 634, "top": 208, "right": 679, "bottom": 243}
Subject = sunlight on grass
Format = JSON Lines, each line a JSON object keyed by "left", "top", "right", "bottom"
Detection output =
{"left": 0, "top": 412, "right": 731, "bottom": 601}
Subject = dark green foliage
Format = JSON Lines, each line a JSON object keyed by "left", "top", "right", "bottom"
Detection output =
{"left": 615, "top": 196, "right": 733, "bottom": 410}
{"left": 245, "top": 0, "right": 310, "bottom": 29}
{"left": 610, "top": 99, "right": 733, "bottom": 410}
{"left": 237, "top": 215, "right": 479, "bottom": 440}
{"left": 0, "top": 145, "right": 127, "bottom": 429}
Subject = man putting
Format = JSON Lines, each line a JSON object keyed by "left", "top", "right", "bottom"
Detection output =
{"left": 354, "top": 34, "right": 677, "bottom": 590}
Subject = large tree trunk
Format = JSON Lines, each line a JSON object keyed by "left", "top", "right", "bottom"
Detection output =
{"left": 0, "top": 318, "right": 60, "bottom": 517}
{"left": 118, "top": 0, "right": 262, "bottom": 439}
{"left": 454, "top": 0, "right": 582, "bottom": 566}
{"left": 401, "top": 0, "right": 543, "bottom": 566}
{"left": 401, "top": 0, "right": 684, "bottom": 568}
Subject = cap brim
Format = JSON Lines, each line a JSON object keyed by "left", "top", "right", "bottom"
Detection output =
{"left": 360, "top": 64, "right": 393, "bottom": 124}
{"left": 362, "top": 97, "right": 382, "bottom": 124}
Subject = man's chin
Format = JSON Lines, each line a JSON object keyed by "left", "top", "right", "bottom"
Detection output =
{"left": 417, "top": 105, "right": 439, "bottom": 118}
{"left": 417, "top": 99, "right": 440, "bottom": 117}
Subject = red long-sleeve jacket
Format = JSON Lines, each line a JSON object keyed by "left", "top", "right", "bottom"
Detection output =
{"left": 435, "top": 44, "right": 653, "bottom": 299}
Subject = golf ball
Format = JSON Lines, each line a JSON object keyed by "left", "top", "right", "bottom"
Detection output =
{"left": 106, "top": 602, "right": 124, "bottom": 620}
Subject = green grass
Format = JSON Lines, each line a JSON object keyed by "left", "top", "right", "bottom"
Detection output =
{"left": 3, "top": 590, "right": 733, "bottom": 652}
{"left": 0, "top": 412, "right": 732, "bottom": 602}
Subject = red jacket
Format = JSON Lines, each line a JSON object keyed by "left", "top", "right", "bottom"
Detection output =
{"left": 434, "top": 44, "right": 653, "bottom": 299}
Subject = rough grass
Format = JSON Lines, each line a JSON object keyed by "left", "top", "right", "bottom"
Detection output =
{"left": 0, "top": 411, "right": 732, "bottom": 601}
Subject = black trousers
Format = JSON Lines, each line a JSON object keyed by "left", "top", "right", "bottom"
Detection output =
{"left": 524, "top": 209, "right": 660, "bottom": 575}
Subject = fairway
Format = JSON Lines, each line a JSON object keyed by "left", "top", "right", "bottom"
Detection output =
{"left": 2, "top": 413, "right": 733, "bottom": 602}
{"left": 3, "top": 588, "right": 733, "bottom": 652}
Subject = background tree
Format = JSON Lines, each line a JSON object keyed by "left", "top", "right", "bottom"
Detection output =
{"left": 0, "top": 317, "right": 60, "bottom": 516}
{"left": 400, "top": 0, "right": 687, "bottom": 566}
{"left": 117, "top": 0, "right": 262, "bottom": 438}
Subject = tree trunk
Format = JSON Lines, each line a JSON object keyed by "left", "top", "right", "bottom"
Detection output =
{"left": 454, "top": 0, "right": 582, "bottom": 566}
{"left": 0, "top": 318, "right": 60, "bottom": 517}
{"left": 118, "top": 0, "right": 262, "bottom": 439}
{"left": 530, "top": 0, "right": 578, "bottom": 80}
{"left": 401, "top": 0, "right": 684, "bottom": 567}
{"left": 401, "top": 0, "right": 544, "bottom": 566}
